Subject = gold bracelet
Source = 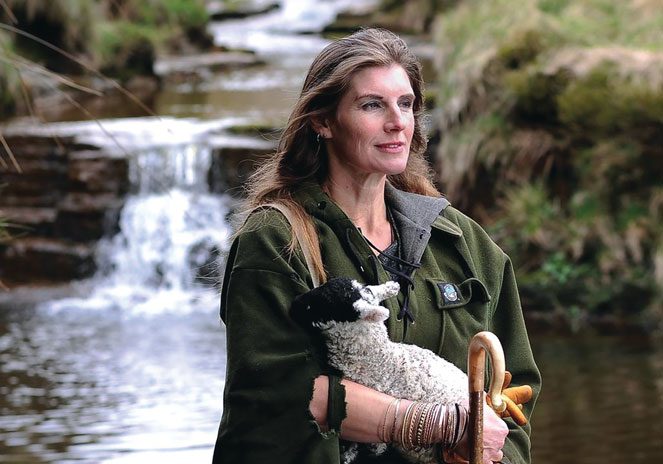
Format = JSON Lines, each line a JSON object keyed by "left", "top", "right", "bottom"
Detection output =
{"left": 389, "top": 399, "right": 402, "bottom": 443}
{"left": 415, "top": 403, "right": 434, "bottom": 448}
{"left": 403, "top": 402, "right": 416, "bottom": 449}
{"left": 399, "top": 401, "right": 417, "bottom": 447}
{"left": 445, "top": 404, "right": 457, "bottom": 449}
{"left": 379, "top": 398, "right": 399, "bottom": 442}
{"left": 423, "top": 402, "right": 441, "bottom": 446}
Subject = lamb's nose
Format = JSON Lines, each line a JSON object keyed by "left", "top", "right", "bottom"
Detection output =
{"left": 364, "top": 282, "right": 400, "bottom": 301}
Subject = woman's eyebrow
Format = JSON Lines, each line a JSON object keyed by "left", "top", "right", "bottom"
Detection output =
{"left": 355, "top": 93, "right": 384, "bottom": 101}
{"left": 354, "top": 92, "right": 415, "bottom": 101}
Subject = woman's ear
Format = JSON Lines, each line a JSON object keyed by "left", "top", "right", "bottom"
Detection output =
{"left": 311, "top": 116, "right": 332, "bottom": 140}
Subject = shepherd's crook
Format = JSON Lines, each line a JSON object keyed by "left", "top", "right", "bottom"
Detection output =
{"left": 468, "top": 331, "right": 507, "bottom": 464}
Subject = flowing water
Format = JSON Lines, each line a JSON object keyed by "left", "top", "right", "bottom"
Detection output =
{"left": 2, "top": 1, "right": 663, "bottom": 462}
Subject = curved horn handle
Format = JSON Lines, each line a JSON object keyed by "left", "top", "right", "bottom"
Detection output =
{"left": 468, "top": 331, "right": 506, "bottom": 413}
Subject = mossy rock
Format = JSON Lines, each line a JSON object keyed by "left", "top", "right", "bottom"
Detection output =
{"left": 557, "top": 63, "right": 663, "bottom": 137}
{"left": 97, "top": 22, "right": 157, "bottom": 80}
{"left": 506, "top": 68, "right": 572, "bottom": 124}
{"left": 496, "top": 29, "right": 549, "bottom": 70}
{"left": 322, "top": 11, "right": 371, "bottom": 34}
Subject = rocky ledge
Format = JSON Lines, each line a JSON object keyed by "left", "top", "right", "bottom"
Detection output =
{"left": 0, "top": 136, "right": 129, "bottom": 285}
{"left": 0, "top": 126, "right": 278, "bottom": 286}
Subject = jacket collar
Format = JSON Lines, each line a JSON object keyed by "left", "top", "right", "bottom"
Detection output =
{"left": 294, "top": 182, "right": 459, "bottom": 266}
{"left": 384, "top": 183, "right": 453, "bottom": 265}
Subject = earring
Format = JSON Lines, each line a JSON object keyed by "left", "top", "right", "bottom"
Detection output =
{"left": 316, "top": 133, "right": 321, "bottom": 143}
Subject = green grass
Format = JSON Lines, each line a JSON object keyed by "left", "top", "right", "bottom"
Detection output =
{"left": 433, "top": 0, "right": 663, "bottom": 320}
{"left": 435, "top": 0, "right": 662, "bottom": 111}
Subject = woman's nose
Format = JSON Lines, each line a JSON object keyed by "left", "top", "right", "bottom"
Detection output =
{"left": 384, "top": 105, "right": 406, "bottom": 132}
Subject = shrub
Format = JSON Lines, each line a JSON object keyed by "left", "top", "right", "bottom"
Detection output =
{"left": 96, "top": 21, "right": 156, "bottom": 79}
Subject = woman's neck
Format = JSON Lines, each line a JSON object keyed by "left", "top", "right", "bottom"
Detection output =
{"left": 323, "top": 174, "right": 393, "bottom": 252}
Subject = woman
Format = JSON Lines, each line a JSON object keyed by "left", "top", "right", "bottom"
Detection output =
{"left": 212, "top": 28, "right": 541, "bottom": 464}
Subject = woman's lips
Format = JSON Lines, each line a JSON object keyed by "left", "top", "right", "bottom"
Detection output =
{"left": 375, "top": 142, "right": 405, "bottom": 153}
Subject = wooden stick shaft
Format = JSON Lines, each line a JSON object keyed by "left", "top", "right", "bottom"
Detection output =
{"left": 469, "top": 391, "right": 484, "bottom": 464}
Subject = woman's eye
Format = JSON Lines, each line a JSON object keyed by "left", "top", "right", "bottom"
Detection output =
{"left": 362, "top": 101, "right": 382, "bottom": 110}
{"left": 399, "top": 99, "right": 414, "bottom": 109}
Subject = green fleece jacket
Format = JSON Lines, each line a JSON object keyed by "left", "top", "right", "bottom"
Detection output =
{"left": 212, "top": 183, "right": 541, "bottom": 464}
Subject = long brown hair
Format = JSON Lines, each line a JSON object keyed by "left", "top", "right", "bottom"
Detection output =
{"left": 241, "top": 28, "right": 439, "bottom": 283}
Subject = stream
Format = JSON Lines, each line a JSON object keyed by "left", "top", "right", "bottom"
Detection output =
{"left": 1, "top": 1, "right": 662, "bottom": 462}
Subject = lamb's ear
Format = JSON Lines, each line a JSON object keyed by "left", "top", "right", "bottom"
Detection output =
{"left": 353, "top": 299, "right": 390, "bottom": 322}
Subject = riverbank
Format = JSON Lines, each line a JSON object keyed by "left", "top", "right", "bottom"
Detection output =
{"left": 2, "top": 0, "right": 661, "bottom": 330}
{"left": 0, "top": 0, "right": 280, "bottom": 120}
{"left": 427, "top": 0, "right": 662, "bottom": 324}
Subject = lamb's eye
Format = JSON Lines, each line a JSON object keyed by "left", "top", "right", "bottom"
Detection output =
{"left": 361, "top": 287, "right": 375, "bottom": 300}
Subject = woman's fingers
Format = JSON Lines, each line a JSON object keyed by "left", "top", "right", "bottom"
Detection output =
{"left": 484, "top": 448, "right": 503, "bottom": 464}
{"left": 446, "top": 401, "right": 508, "bottom": 464}
{"left": 483, "top": 407, "right": 508, "bottom": 451}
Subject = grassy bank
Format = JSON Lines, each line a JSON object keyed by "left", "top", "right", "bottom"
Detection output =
{"left": 431, "top": 0, "right": 662, "bottom": 327}
{"left": 0, "top": 0, "right": 211, "bottom": 119}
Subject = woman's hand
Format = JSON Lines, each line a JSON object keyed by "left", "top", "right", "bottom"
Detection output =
{"left": 443, "top": 403, "right": 508, "bottom": 464}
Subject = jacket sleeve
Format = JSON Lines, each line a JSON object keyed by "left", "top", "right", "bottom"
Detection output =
{"left": 489, "top": 254, "right": 542, "bottom": 464}
{"left": 212, "top": 211, "right": 344, "bottom": 464}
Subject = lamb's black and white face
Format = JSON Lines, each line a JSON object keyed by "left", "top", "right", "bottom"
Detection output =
{"left": 290, "top": 277, "right": 399, "bottom": 328}
{"left": 351, "top": 280, "right": 399, "bottom": 322}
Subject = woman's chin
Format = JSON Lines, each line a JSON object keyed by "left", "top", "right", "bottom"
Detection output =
{"left": 383, "top": 161, "right": 409, "bottom": 176}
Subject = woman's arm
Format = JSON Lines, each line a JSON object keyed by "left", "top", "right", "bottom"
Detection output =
{"left": 310, "top": 375, "right": 396, "bottom": 441}
{"left": 213, "top": 212, "right": 344, "bottom": 463}
{"left": 310, "top": 375, "right": 508, "bottom": 463}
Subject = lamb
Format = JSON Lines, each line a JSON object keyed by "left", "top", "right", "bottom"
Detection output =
{"left": 291, "top": 277, "right": 469, "bottom": 464}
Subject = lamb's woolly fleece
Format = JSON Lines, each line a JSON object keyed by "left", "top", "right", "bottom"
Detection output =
{"left": 313, "top": 279, "right": 467, "bottom": 405}
{"left": 297, "top": 278, "right": 469, "bottom": 464}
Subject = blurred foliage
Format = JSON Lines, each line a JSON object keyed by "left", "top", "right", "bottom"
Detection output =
{"left": 96, "top": 21, "right": 157, "bottom": 79}
{"left": 0, "top": 0, "right": 210, "bottom": 91}
{"left": 432, "top": 0, "right": 663, "bottom": 324}
{"left": 373, "top": 0, "right": 459, "bottom": 34}
{"left": 0, "top": 32, "right": 19, "bottom": 118}
{"left": 5, "top": 0, "right": 95, "bottom": 62}
{"left": 102, "top": 0, "right": 211, "bottom": 50}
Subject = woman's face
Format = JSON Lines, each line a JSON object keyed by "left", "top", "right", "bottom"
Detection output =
{"left": 320, "top": 64, "right": 416, "bottom": 180}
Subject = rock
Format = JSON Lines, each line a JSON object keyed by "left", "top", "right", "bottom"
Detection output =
{"left": 0, "top": 135, "right": 130, "bottom": 283}
{"left": 322, "top": 10, "right": 373, "bottom": 34}
{"left": 1, "top": 137, "right": 69, "bottom": 207}
{"left": 206, "top": 1, "right": 280, "bottom": 21}
{"left": 0, "top": 135, "right": 73, "bottom": 158}
{"left": 154, "top": 51, "right": 264, "bottom": 83}
{"left": 543, "top": 47, "right": 663, "bottom": 87}
{"left": 0, "top": 159, "right": 68, "bottom": 205}
{"left": 207, "top": 135, "right": 276, "bottom": 196}
{"left": 68, "top": 151, "right": 130, "bottom": 194}
{"left": 0, "top": 207, "right": 57, "bottom": 237}
{"left": 0, "top": 238, "right": 96, "bottom": 283}
{"left": 55, "top": 193, "right": 124, "bottom": 241}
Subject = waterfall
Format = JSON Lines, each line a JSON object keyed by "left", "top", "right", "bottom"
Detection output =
{"left": 208, "top": 0, "right": 379, "bottom": 55}
{"left": 44, "top": 141, "right": 233, "bottom": 315}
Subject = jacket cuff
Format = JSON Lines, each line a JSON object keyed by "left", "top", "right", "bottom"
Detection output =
{"left": 327, "top": 374, "right": 347, "bottom": 434}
